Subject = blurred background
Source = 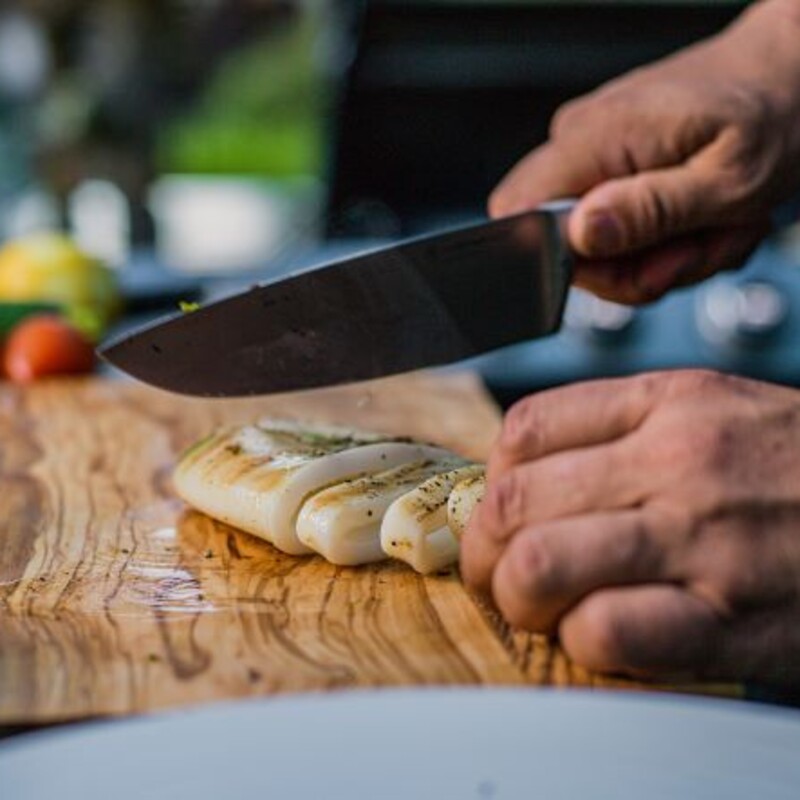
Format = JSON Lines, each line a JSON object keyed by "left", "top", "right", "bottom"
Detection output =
{"left": 2, "top": 0, "right": 800, "bottom": 402}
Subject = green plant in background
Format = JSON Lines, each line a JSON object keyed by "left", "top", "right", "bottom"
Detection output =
{"left": 157, "top": 10, "right": 326, "bottom": 178}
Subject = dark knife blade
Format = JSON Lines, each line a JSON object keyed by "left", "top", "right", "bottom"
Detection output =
{"left": 100, "top": 203, "right": 573, "bottom": 396}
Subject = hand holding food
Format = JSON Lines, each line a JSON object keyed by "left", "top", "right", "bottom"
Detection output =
{"left": 461, "top": 370, "right": 800, "bottom": 684}
{"left": 490, "top": 0, "right": 800, "bottom": 304}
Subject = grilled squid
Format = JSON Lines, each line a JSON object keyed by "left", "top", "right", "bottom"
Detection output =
{"left": 447, "top": 474, "right": 486, "bottom": 540}
{"left": 296, "top": 456, "right": 468, "bottom": 565}
{"left": 173, "top": 419, "right": 449, "bottom": 555}
{"left": 380, "top": 464, "right": 485, "bottom": 574}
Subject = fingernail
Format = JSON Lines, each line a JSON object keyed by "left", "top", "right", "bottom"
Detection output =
{"left": 586, "top": 211, "right": 623, "bottom": 255}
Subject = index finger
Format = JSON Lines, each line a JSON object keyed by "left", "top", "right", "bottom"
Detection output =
{"left": 488, "top": 139, "right": 604, "bottom": 218}
{"left": 489, "top": 374, "right": 660, "bottom": 482}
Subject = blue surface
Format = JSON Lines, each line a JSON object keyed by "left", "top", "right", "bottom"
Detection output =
{"left": 469, "top": 239, "right": 800, "bottom": 396}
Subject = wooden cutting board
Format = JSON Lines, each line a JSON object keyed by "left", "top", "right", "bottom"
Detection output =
{"left": 0, "top": 373, "right": 735, "bottom": 725}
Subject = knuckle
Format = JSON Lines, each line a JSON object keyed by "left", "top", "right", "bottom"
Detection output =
{"left": 652, "top": 419, "right": 734, "bottom": 481}
{"left": 612, "top": 515, "right": 656, "bottom": 573}
{"left": 711, "top": 97, "right": 776, "bottom": 211}
{"left": 501, "top": 395, "right": 548, "bottom": 458}
{"left": 637, "top": 371, "right": 736, "bottom": 472}
{"left": 549, "top": 99, "right": 587, "bottom": 139}
{"left": 724, "top": 89, "right": 775, "bottom": 147}
{"left": 548, "top": 450, "right": 612, "bottom": 510}
{"left": 510, "top": 534, "right": 555, "bottom": 598}
{"left": 633, "top": 371, "right": 669, "bottom": 404}
{"left": 687, "top": 422, "right": 736, "bottom": 474}
{"left": 691, "top": 537, "right": 765, "bottom": 615}
{"left": 647, "top": 501, "right": 694, "bottom": 555}
{"left": 485, "top": 472, "right": 528, "bottom": 536}
{"left": 699, "top": 424, "right": 737, "bottom": 473}
{"left": 627, "top": 175, "right": 672, "bottom": 243}
{"left": 667, "top": 368, "right": 729, "bottom": 397}
{"left": 715, "top": 162, "right": 763, "bottom": 212}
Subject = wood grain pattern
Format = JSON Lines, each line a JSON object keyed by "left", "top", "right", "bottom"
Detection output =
{"left": 0, "top": 373, "right": 736, "bottom": 725}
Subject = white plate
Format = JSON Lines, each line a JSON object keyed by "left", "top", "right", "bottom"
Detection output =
{"left": 2, "top": 689, "right": 800, "bottom": 799}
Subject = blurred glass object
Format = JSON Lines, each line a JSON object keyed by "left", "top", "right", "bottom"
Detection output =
{"left": 565, "top": 288, "right": 636, "bottom": 345}
{"left": 697, "top": 279, "right": 788, "bottom": 347}
{"left": 0, "top": 10, "right": 50, "bottom": 99}
{"left": 68, "top": 180, "right": 131, "bottom": 269}
{"left": 3, "top": 187, "right": 60, "bottom": 239}
{"left": 150, "top": 175, "right": 321, "bottom": 274}
{"left": 0, "top": 9, "right": 53, "bottom": 240}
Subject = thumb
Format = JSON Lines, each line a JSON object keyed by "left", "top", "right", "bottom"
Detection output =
{"left": 570, "top": 162, "right": 723, "bottom": 258}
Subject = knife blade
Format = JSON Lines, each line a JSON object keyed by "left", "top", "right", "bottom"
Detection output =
{"left": 100, "top": 201, "right": 574, "bottom": 397}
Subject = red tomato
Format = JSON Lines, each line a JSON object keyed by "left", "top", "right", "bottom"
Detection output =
{"left": 4, "top": 314, "right": 95, "bottom": 382}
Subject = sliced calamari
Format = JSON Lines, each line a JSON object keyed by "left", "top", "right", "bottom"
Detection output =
{"left": 297, "top": 456, "right": 468, "bottom": 565}
{"left": 380, "top": 464, "right": 485, "bottom": 574}
{"left": 447, "top": 473, "right": 486, "bottom": 540}
{"left": 174, "top": 419, "right": 448, "bottom": 555}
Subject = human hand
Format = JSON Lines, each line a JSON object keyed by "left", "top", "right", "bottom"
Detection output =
{"left": 461, "top": 370, "right": 800, "bottom": 684}
{"left": 490, "top": 0, "right": 800, "bottom": 304}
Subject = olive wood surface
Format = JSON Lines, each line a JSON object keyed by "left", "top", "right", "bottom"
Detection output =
{"left": 0, "top": 373, "right": 737, "bottom": 724}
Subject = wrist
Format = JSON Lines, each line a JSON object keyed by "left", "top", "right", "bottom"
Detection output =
{"left": 726, "top": 0, "right": 800, "bottom": 79}
{"left": 724, "top": 0, "right": 800, "bottom": 142}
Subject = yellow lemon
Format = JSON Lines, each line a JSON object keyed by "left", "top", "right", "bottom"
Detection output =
{"left": 0, "top": 233, "right": 121, "bottom": 340}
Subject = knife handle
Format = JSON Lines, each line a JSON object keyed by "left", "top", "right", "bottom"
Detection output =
{"left": 538, "top": 197, "right": 577, "bottom": 252}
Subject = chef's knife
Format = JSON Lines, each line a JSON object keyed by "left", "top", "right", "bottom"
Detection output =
{"left": 100, "top": 200, "right": 575, "bottom": 396}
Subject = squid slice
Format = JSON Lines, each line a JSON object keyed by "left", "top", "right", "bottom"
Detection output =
{"left": 447, "top": 474, "right": 486, "bottom": 540}
{"left": 380, "top": 464, "right": 485, "bottom": 574}
{"left": 296, "top": 456, "right": 468, "bottom": 566}
{"left": 174, "top": 419, "right": 449, "bottom": 555}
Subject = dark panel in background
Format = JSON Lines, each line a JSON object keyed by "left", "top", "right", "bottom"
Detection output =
{"left": 326, "top": 1, "right": 800, "bottom": 400}
{"left": 327, "top": 1, "right": 746, "bottom": 237}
